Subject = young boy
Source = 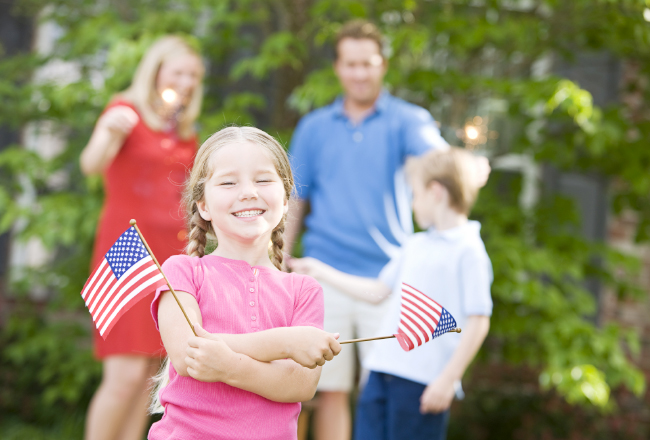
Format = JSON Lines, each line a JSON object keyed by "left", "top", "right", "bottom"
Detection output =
{"left": 288, "top": 147, "right": 493, "bottom": 440}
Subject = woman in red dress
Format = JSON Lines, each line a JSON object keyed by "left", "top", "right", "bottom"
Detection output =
{"left": 79, "top": 36, "right": 204, "bottom": 440}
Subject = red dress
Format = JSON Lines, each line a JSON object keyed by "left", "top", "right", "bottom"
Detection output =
{"left": 90, "top": 100, "right": 196, "bottom": 359}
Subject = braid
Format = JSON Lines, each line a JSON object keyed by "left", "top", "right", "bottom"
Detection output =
{"left": 186, "top": 208, "right": 209, "bottom": 257}
{"left": 270, "top": 215, "right": 286, "bottom": 271}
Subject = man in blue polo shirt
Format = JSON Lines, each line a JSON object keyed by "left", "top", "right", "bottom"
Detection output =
{"left": 286, "top": 20, "right": 485, "bottom": 440}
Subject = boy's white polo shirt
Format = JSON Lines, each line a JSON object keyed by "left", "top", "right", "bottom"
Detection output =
{"left": 363, "top": 220, "right": 493, "bottom": 386}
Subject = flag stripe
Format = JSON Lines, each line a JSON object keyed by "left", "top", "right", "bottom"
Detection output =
{"left": 403, "top": 296, "right": 440, "bottom": 327}
{"left": 402, "top": 283, "right": 442, "bottom": 313}
{"left": 81, "top": 259, "right": 108, "bottom": 300}
{"left": 402, "top": 302, "right": 436, "bottom": 336}
{"left": 93, "top": 261, "right": 158, "bottom": 322}
{"left": 397, "top": 322, "right": 416, "bottom": 350}
{"left": 401, "top": 306, "right": 430, "bottom": 344}
{"left": 399, "top": 319, "right": 421, "bottom": 348}
{"left": 90, "top": 257, "right": 153, "bottom": 315}
{"left": 87, "top": 269, "right": 118, "bottom": 311}
{"left": 99, "top": 275, "right": 166, "bottom": 336}
{"left": 94, "top": 263, "right": 160, "bottom": 326}
{"left": 402, "top": 319, "right": 424, "bottom": 348}
{"left": 83, "top": 262, "right": 112, "bottom": 304}
{"left": 402, "top": 283, "right": 443, "bottom": 313}
{"left": 95, "top": 262, "right": 160, "bottom": 327}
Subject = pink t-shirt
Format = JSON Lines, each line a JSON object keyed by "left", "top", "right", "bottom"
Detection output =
{"left": 148, "top": 255, "right": 324, "bottom": 440}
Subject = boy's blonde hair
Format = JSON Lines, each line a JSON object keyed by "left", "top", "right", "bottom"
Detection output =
{"left": 184, "top": 126, "right": 294, "bottom": 270}
{"left": 406, "top": 147, "right": 479, "bottom": 215}
{"left": 118, "top": 35, "right": 204, "bottom": 140}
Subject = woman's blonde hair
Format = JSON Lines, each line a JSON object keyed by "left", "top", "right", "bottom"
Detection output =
{"left": 149, "top": 126, "right": 294, "bottom": 415}
{"left": 118, "top": 35, "right": 204, "bottom": 140}
{"left": 406, "top": 147, "right": 479, "bottom": 215}
{"left": 184, "top": 126, "right": 294, "bottom": 270}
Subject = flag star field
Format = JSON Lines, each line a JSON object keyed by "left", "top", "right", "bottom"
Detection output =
{"left": 105, "top": 229, "right": 149, "bottom": 278}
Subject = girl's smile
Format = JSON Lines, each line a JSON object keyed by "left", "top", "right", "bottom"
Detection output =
{"left": 197, "top": 141, "right": 287, "bottom": 245}
{"left": 232, "top": 208, "right": 266, "bottom": 221}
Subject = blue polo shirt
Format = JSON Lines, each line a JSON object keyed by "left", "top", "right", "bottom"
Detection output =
{"left": 289, "top": 91, "right": 449, "bottom": 277}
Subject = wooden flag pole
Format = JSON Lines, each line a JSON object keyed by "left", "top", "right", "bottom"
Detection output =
{"left": 340, "top": 335, "right": 395, "bottom": 345}
{"left": 339, "top": 328, "right": 461, "bottom": 345}
{"left": 130, "top": 219, "right": 197, "bottom": 337}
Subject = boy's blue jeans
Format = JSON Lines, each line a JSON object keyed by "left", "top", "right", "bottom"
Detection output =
{"left": 354, "top": 371, "right": 450, "bottom": 440}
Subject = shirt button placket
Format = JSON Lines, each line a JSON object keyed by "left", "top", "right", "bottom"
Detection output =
{"left": 249, "top": 270, "right": 259, "bottom": 329}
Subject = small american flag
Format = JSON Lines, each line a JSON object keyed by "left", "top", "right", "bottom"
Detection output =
{"left": 81, "top": 226, "right": 167, "bottom": 338}
{"left": 393, "top": 282, "right": 458, "bottom": 351}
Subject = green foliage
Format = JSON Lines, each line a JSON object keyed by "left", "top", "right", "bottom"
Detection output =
{"left": 448, "top": 372, "right": 650, "bottom": 440}
{"left": 1, "top": 0, "right": 649, "bottom": 436}
{"left": 475, "top": 174, "right": 645, "bottom": 410}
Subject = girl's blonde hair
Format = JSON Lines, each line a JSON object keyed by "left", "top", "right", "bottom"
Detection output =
{"left": 183, "top": 126, "right": 294, "bottom": 270}
{"left": 118, "top": 35, "right": 204, "bottom": 140}
{"left": 149, "top": 126, "right": 294, "bottom": 414}
{"left": 406, "top": 147, "right": 479, "bottom": 215}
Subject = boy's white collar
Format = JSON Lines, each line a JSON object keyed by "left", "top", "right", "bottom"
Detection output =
{"left": 427, "top": 220, "right": 481, "bottom": 241}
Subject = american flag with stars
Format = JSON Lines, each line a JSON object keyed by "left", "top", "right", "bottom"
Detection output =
{"left": 393, "top": 282, "right": 458, "bottom": 352}
{"left": 80, "top": 226, "right": 167, "bottom": 338}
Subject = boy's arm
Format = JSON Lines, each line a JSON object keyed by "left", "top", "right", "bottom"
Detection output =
{"left": 420, "top": 315, "right": 490, "bottom": 414}
{"left": 288, "top": 257, "right": 391, "bottom": 304}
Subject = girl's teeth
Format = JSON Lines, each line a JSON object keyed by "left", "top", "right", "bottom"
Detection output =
{"left": 234, "top": 210, "right": 263, "bottom": 217}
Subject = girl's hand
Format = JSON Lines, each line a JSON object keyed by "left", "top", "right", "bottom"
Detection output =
{"left": 419, "top": 375, "right": 455, "bottom": 414}
{"left": 185, "top": 329, "right": 236, "bottom": 383}
{"left": 287, "top": 257, "right": 330, "bottom": 280}
{"left": 285, "top": 326, "right": 341, "bottom": 369}
{"left": 97, "top": 106, "right": 139, "bottom": 136}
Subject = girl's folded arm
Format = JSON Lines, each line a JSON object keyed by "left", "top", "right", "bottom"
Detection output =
{"left": 157, "top": 290, "right": 203, "bottom": 377}
{"left": 215, "top": 327, "right": 293, "bottom": 361}
{"left": 185, "top": 334, "right": 324, "bottom": 402}
{"left": 195, "top": 324, "right": 340, "bottom": 368}
{"left": 224, "top": 355, "right": 321, "bottom": 403}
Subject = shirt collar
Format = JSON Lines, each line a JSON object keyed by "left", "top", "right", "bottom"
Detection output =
{"left": 427, "top": 220, "right": 481, "bottom": 241}
{"left": 333, "top": 89, "right": 390, "bottom": 119}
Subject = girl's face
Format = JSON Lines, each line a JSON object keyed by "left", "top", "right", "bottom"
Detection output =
{"left": 156, "top": 52, "right": 202, "bottom": 105}
{"left": 411, "top": 177, "right": 444, "bottom": 229}
{"left": 197, "top": 142, "right": 288, "bottom": 246}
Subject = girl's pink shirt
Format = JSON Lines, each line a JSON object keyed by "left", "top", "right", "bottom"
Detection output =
{"left": 148, "top": 255, "right": 324, "bottom": 440}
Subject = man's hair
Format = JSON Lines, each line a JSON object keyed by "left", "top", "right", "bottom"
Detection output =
{"left": 406, "top": 148, "right": 480, "bottom": 215}
{"left": 335, "top": 19, "right": 385, "bottom": 59}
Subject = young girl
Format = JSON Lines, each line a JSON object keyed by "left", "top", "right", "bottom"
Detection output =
{"left": 289, "top": 147, "right": 493, "bottom": 440}
{"left": 148, "top": 126, "right": 342, "bottom": 440}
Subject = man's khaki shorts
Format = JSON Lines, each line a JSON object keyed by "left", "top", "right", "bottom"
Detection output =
{"left": 317, "top": 281, "right": 391, "bottom": 392}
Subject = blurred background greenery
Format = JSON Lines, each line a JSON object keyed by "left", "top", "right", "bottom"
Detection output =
{"left": 1, "top": 0, "right": 649, "bottom": 438}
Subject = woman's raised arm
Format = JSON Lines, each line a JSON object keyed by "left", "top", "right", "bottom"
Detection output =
{"left": 80, "top": 105, "right": 138, "bottom": 175}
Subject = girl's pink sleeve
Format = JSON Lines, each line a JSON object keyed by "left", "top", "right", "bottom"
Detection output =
{"left": 150, "top": 255, "right": 201, "bottom": 330}
{"left": 290, "top": 275, "right": 324, "bottom": 329}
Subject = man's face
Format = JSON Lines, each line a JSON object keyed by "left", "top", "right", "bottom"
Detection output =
{"left": 334, "top": 38, "right": 387, "bottom": 106}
